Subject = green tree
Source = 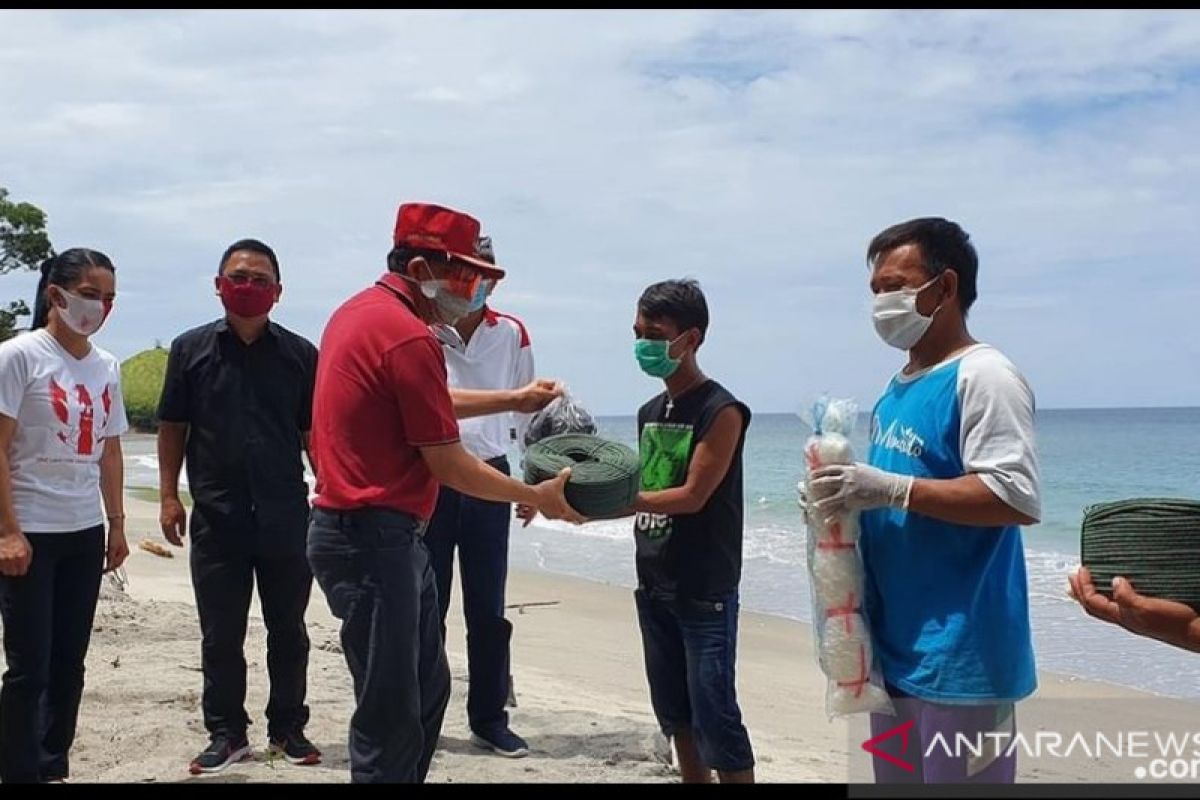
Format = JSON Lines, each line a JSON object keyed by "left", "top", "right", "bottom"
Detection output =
{"left": 120, "top": 347, "right": 170, "bottom": 433}
{"left": 0, "top": 187, "right": 53, "bottom": 341}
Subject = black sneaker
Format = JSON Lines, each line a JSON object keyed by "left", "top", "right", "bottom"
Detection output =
{"left": 189, "top": 734, "right": 251, "bottom": 775}
{"left": 268, "top": 730, "right": 322, "bottom": 766}
{"left": 470, "top": 727, "right": 529, "bottom": 758}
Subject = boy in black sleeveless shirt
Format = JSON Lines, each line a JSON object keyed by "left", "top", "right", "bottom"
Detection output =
{"left": 518, "top": 279, "right": 754, "bottom": 782}
{"left": 627, "top": 280, "right": 755, "bottom": 783}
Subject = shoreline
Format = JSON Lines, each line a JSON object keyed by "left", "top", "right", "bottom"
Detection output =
{"left": 117, "top": 464, "right": 1195, "bottom": 703}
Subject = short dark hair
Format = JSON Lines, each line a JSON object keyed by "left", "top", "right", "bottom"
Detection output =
{"left": 867, "top": 217, "right": 978, "bottom": 313}
{"left": 638, "top": 279, "right": 709, "bottom": 340}
{"left": 386, "top": 245, "right": 452, "bottom": 274}
{"left": 219, "top": 238, "right": 280, "bottom": 281}
{"left": 32, "top": 248, "right": 115, "bottom": 330}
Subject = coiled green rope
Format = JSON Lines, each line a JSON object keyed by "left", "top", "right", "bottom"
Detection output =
{"left": 1080, "top": 498, "right": 1200, "bottom": 611}
{"left": 523, "top": 433, "right": 641, "bottom": 518}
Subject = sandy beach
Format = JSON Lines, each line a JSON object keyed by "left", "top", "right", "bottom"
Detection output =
{"left": 6, "top": 494, "right": 1195, "bottom": 784}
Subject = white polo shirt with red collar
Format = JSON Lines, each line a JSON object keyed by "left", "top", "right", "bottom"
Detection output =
{"left": 441, "top": 306, "right": 535, "bottom": 462}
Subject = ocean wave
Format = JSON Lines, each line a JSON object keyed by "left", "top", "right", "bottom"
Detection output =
{"left": 1025, "top": 550, "right": 1081, "bottom": 605}
{"left": 523, "top": 517, "right": 632, "bottom": 542}
{"left": 522, "top": 514, "right": 1082, "bottom": 591}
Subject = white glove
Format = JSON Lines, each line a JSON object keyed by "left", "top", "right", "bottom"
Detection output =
{"left": 796, "top": 480, "right": 810, "bottom": 528}
{"left": 809, "top": 463, "right": 913, "bottom": 521}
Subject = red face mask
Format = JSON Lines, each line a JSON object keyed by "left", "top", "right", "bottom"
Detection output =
{"left": 218, "top": 276, "right": 277, "bottom": 318}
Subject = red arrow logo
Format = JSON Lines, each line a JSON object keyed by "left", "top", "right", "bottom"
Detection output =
{"left": 862, "top": 719, "right": 915, "bottom": 773}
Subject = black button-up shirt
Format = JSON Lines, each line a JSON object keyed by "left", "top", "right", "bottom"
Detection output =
{"left": 158, "top": 319, "right": 318, "bottom": 549}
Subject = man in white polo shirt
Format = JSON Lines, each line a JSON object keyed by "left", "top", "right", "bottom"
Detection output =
{"left": 424, "top": 236, "right": 535, "bottom": 758}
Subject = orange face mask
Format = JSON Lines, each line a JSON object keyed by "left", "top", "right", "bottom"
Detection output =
{"left": 415, "top": 262, "right": 484, "bottom": 324}
{"left": 439, "top": 266, "right": 482, "bottom": 301}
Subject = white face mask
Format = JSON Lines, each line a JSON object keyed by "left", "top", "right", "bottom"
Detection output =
{"left": 872, "top": 275, "right": 943, "bottom": 351}
{"left": 422, "top": 281, "right": 473, "bottom": 325}
{"left": 409, "top": 263, "right": 474, "bottom": 325}
{"left": 53, "top": 288, "right": 108, "bottom": 336}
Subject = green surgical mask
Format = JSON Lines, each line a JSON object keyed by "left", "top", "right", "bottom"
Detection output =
{"left": 634, "top": 333, "right": 686, "bottom": 379}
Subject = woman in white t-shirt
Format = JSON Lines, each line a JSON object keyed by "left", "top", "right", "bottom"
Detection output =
{"left": 0, "top": 248, "right": 129, "bottom": 784}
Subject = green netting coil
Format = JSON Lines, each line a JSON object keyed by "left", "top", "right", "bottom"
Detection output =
{"left": 1080, "top": 498, "right": 1200, "bottom": 611}
{"left": 523, "top": 433, "right": 641, "bottom": 518}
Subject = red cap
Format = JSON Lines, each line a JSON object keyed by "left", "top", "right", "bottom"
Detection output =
{"left": 392, "top": 202, "right": 505, "bottom": 278}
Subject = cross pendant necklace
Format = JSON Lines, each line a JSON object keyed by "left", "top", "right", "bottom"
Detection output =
{"left": 665, "top": 374, "right": 706, "bottom": 419}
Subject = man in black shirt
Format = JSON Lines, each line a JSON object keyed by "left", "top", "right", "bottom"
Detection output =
{"left": 156, "top": 239, "right": 320, "bottom": 775}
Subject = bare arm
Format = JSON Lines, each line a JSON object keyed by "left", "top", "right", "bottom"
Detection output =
{"left": 0, "top": 416, "right": 32, "bottom": 577}
{"left": 422, "top": 442, "right": 538, "bottom": 504}
{"left": 451, "top": 379, "right": 562, "bottom": 420}
{"left": 99, "top": 436, "right": 129, "bottom": 572}
{"left": 158, "top": 421, "right": 189, "bottom": 546}
{"left": 420, "top": 441, "right": 582, "bottom": 523}
{"left": 0, "top": 417, "right": 20, "bottom": 538}
{"left": 1069, "top": 567, "right": 1200, "bottom": 653}
{"left": 451, "top": 388, "right": 521, "bottom": 420}
{"left": 100, "top": 435, "right": 125, "bottom": 522}
{"left": 512, "top": 337, "right": 536, "bottom": 455}
{"left": 158, "top": 422, "right": 187, "bottom": 502}
{"left": 907, "top": 475, "right": 1038, "bottom": 527}
{"left": 516, "top": 405, "right": 745, "bottom": 526}
{"left": 811, "top": 465, "right": 1039, "bottom": 529}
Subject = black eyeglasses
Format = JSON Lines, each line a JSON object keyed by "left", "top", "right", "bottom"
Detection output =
{"left": 225, "top": 273, "right": 275, "bottom": 288}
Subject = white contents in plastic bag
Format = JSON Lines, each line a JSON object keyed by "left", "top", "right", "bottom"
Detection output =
{"left": 820, "top": 401, "right": 849, "bottom": 435}
{"left": 817, "top": 513, "right": 860, "bottom": 547}
{"left": 811, "top": 547, "right": 862, "bottom": 610}
{"left": 813, "top": 432, "right": 854, "bottom": 467}
{"left": 820, "top": 613, "right": 872, "bottom": 682}
{"left": 821, "top": 613, "right": 892, "bottom": 715}
{"left": 830, "top": 682, "right": 894, "bottom": 716}
{"left": 800, "top": 395, "right": 893, "bottom": 720}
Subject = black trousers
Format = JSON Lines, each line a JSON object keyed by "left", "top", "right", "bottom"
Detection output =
{"left": 307, "top": 507, "right": 451, "bottom": 784}
{"left": 424, "top": 455, "right": 514, "bottom": 735}
{"left": 0, "top": 527, "right": 104, "bottom": 783}
{"left": 190, "top": 506, "right": 312, "bottom": 740}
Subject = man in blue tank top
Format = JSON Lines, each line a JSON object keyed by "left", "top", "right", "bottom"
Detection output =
{"left": 810, "top": 217, "right": 1042, "bottom": 784}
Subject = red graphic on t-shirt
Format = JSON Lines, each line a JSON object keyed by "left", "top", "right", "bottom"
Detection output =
{"left": 50, "top": 380, "right": 68, "bottom": 423}
{"left": 49, "top": 378, "right": 108, "bottom": 456}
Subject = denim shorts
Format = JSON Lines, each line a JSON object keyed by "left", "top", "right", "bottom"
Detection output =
{"left": 634, "top": 588, "right": 755, "bottom": 772}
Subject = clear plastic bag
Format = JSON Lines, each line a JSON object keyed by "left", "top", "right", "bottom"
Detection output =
{"left": 800, "top": 396, "right": 893, "bottom": 719}
{"left": 523, "top": 386, "right": 598, "bottom": 449}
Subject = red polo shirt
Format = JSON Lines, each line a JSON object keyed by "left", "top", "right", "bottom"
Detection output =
{"left": 311, "top": 273, "right": 460, "bottom": 519}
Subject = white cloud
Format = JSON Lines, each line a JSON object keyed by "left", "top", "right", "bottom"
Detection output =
{"left": 1, "top": 9, "right": 1198, "bottom": 412}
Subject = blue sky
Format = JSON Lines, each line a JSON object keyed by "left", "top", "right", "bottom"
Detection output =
{"left": 1, "top": 9, "right": 1198, "bottom": 415}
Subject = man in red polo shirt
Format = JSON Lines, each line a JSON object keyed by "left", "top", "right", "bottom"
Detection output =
{"left": 307, "top": 202, "right": 581, "bottom": 784}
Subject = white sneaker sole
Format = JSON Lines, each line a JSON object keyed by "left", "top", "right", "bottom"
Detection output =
{"left": 189, "top": 744, "right": 252, "bottom": 774}
{"left": 470, "top": 733, "right": 529, "bottom": 759}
